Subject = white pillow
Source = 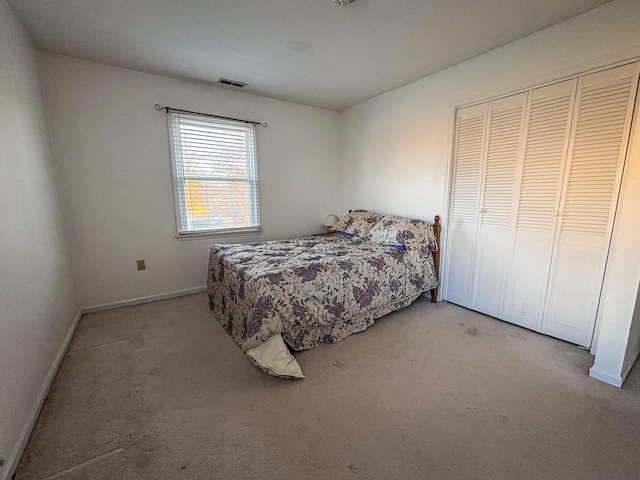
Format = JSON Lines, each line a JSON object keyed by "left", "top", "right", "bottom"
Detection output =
{"left": 246, "top": 334, "right": 305, "bottom": 379}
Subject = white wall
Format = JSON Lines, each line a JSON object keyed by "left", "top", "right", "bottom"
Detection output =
{"left": 624, "top": 281, "right": 640, "bottom": 375}
{"left": 590, "top": 85, "right": 640, "bottom": 386}
{"left": 38, "top": 53, "right": 340, "bottom": 309}
{"left": 338, "top": 0, "right": 640, "bottom": 386}
{"left": 0, "top": 1, "right": 79, "bottom": 477}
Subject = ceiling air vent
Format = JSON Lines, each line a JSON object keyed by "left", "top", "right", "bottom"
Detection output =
{"left": 218, "top": 78, "right": 247, "bottom": 88}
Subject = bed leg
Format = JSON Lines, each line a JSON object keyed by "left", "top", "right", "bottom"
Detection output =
{"left": 431, "top": 288, "right": 438, "bottom": 303}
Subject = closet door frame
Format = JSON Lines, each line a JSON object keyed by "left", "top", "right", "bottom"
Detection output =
{"left": 444, "top": 60, "right": 640, "bottom": 349}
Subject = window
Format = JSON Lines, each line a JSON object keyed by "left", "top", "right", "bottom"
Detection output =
{"left": 167, "top": 111, "right": 261, "bottom": 235}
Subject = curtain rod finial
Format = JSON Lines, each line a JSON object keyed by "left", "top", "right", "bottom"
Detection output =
{"left": 154, "top": 104, "right": 164, "bottom": 110}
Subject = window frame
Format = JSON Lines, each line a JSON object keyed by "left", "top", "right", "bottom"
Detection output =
{"left": 166, "top": 111, "right": 262, "bottom": 237}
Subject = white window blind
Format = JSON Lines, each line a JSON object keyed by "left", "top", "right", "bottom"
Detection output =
{"left": 168, "top": 111, "right": 261, "bottom": 235}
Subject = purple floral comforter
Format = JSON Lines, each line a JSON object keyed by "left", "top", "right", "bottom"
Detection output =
{"left": 207, "top": 235, "right": 438, "bottom": 352}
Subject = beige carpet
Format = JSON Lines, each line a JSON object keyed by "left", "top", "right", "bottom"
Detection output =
{"left": 15, "top": 293, "right": 640, "bottom": 480}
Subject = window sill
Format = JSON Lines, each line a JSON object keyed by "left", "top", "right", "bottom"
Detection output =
{"left": 175, "top": 227, "right": 262, "bottom": 240}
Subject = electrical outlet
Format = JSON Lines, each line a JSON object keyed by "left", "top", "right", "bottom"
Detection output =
{"left": 136, "top": 260, "right": 146, "bottom": 271}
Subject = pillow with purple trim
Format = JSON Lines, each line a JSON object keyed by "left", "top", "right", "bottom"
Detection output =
{"left": 332, "top": 210, "right": 383, "bottom": 239}
{"left": 366, "top": 214, "right": 410, "bottom": 249}
{"left": 366, "top": 214, "right": 438, "bottom": 253}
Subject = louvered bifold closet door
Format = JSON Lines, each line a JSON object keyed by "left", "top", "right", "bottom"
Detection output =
{"left": 501, "top": 80, "right": 577, "bottom": 330}
{"left": 470, "top": 93, "right": 527, "bottom": 318}
{"left": 542, "top": 63, "right": 640, "bottom": 347}
{"left": 444, "top": 103, "right": 488, "bottom": 308}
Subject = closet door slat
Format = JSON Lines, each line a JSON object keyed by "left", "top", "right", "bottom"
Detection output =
{"left": 501, "top": 79, "right": 577, "bottom": 331}
{"left": 444, "top": 103, "right": 488, "bottom": 308}
{"left": 542, "top": 63, "right": 640, "bottom": 347}
{"left": 471, "top": 93, "right": 527, "bottom": 318}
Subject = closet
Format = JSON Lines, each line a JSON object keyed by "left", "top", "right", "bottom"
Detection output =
{"left": 444, "top": 62, "right": 640, "bottom": 347}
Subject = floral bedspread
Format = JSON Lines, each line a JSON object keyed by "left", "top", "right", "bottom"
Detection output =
{"left": 207, "top": 235, "right": 438, "bottom": 352}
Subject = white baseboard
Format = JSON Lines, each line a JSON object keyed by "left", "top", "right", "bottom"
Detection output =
{"left": 82, "top": 286, "right": 207, "bottom": 314}
{"left": 5, "top": 308, "right": 83, "bottom": 480}
{"left": 589, "top": 366, "right": 623, "bottom": 388}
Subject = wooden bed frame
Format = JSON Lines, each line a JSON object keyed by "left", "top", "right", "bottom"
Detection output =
{"left": 430, "top": 215, "right": 440, "bottom": 304}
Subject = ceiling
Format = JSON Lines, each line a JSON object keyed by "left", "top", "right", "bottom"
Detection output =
{"left": 8, "top": 0, "right": 613, "bottom": 111}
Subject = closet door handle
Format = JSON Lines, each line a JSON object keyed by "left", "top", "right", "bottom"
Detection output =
{"left": 551, "top": 211, "right": 559, "bottom": 217}
{"left": 478, "top": 208, "right": 487, "bottom": 213}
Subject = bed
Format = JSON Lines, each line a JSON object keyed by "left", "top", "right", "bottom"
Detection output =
{"left": 207, "top": 210, "right": 441, "bottom": 378}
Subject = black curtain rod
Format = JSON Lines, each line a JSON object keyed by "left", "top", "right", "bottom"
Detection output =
{"left": 154, "top": 104, "right": 267, "bottom": 127}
